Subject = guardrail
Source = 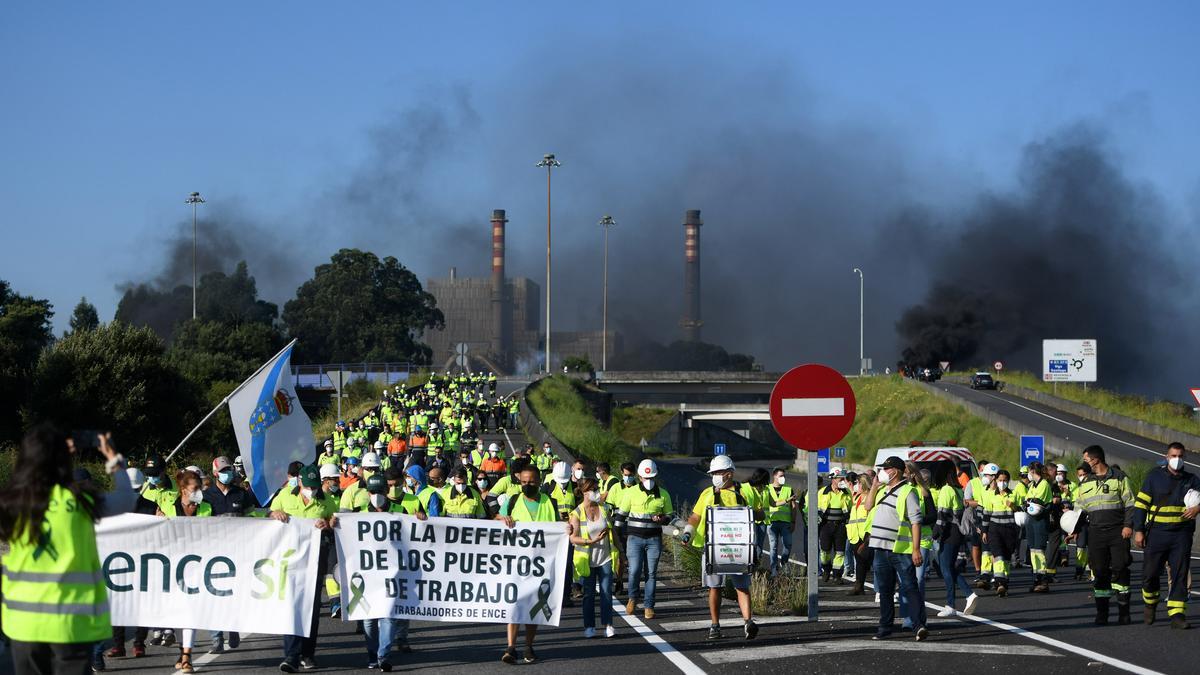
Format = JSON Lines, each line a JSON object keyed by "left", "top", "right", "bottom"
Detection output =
{"left": 292, "top": 362, "right": 418, "bottom": 389}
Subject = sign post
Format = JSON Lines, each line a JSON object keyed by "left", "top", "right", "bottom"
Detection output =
{"left": 329, "top": 370, "right": 353, "bottom": 420}
{"left": 769, "top": 364, "right": 857, "bottom": 623}
{"left": 993, "top": 360, "right": 1004, "bottom": 374}
{"left": 1020, "top": 435, "right": 1045, "bottom": 468}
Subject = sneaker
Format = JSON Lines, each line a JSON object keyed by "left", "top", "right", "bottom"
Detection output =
{"left": 937, "top": 606, "right": 955, "bottom": 618}
{"left": 366, "top": 663, "right": 378, "bottom": 670}
{"left": 209, "top": 644, "right": 225, "bottom": 655}
{"left": 915, "top": 626, "right": 929, "bottom": 641}
{"left": 161, "top": 631, "right": 176, "bottom": 647}
{"left": 584, "top": 627, "right": 597, "bottom": 639}
{"left": 105, "top": 647, "right": 125, "bottom": 658}
{"left": 228, "top": 633, "right": 240, "bottom": 649}
{"left": 744, "top": 620, "right": 759, "bottom": 640}
{"left": 605, "top": 626, "right": 616, "bottom": 638}
{"left": 300, "top": 657, "right": 317, "bottom": 670}
{"left": 501, "top": 648, "right": 518, "bottom": 665}
{"left": 995, "top": 584, "right": 1008, "bottom": 598}
{"left": 843, "top": 573, "right": 856, "bottom": 582}
{"left": 964, "top": 593, "right": 979, "bottom": 616}
{"left": 132, "top": 646, "right": 145, "bottom": 658}
{"left": 873, "top": 629, "right": 892, "bottom": 640}
{"left": 330, "top": 604, "right": 341, "bottom": 619}
{"left": 91, "top": 657, "right": 105, "bottom": 673}
{"left": 148, "top": 632, "right": 163, "bottom": 647}
{"left": 874, "top": 593, "right": 881, "bottom": 604}
{"left": 522, "top": 648, "right": 538, "bottom": 664}
{"left": 644, "top": 607, "right": 655, "bottom": 620}
{"left": 707, "top": 625, "right": 723, "bottom": 640}
{"left": 279, "top": 662, "right": 299, "bottom": 673}
{"left": 379, "top": 661, "right": 393, "bottom": 672}
{"left": 1170, "top": 614, "right": 1190, "bottom": 630}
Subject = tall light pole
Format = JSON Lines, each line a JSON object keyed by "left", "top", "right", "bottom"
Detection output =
{"left": 598, "top": 215, "right": 617, "bottom": 371}
{"left": 186, "top": 192, "right": 205, "bottom": 320}
{"left": 536, "top": 153, "right": 561, "bottom": 373}
{"left": 853, "top": 268, "right": 864, "bottom": 375}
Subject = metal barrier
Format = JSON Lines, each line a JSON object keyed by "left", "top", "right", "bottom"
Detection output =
{"left": 292, "top": 362, "right": 417, "bottom": 389}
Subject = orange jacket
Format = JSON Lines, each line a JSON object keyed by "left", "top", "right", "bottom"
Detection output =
{"left": 387, "top": 437, "right": 408, "bottom": 456}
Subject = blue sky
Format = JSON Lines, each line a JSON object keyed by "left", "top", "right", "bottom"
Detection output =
{"left": 2, "top": 2, "right": 1198, "bottom": 376}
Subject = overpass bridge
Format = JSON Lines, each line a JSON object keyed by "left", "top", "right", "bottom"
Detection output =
{"left": 594, "top": 370, "right": 782, "bottom": 404}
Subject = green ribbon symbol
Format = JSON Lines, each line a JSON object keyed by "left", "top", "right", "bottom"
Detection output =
{"left": 347, "top": 572, "right": 370, "bottom": 616}
{"left": 528, "top": 577, "right": 554, "bottom": 621}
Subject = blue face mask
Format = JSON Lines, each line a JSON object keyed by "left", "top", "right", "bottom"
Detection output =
{"left": 288, "top": 476, "right": 299, "bottom": 489}
{"left": 148, "top": 475, "right": 161, "bottom": 486}
{"left": 217, "top": 471, "right": 234, "bottom": 485}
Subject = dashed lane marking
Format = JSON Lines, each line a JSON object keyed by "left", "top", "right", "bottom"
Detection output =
{"left": 699, "top": 639, "right": 1064, "bottom": 664}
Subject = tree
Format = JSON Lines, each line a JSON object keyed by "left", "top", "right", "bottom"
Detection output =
{"left": 0, "top": 280, "right": 55, "bottom": 442}
{"left": 67, "top": 297, "right": 100, "bottom": 335}
{"left": 27, "top": 323, "right": 201, "bottom": 456}
{"left": 283, "top": 249, "right": 444, "bottom": 364}
{"left": 169, "top": 319, "right": 286, "bottom": 388}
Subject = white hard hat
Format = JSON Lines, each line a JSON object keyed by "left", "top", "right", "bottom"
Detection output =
{"left": 348, "top": 437, "right": 359, "bottom": 447}
{"left": 319, "top": 464, "right": 340, "bottom": 480}
{"left": 1026, "top": 502, "right": 1045, "bottom": 516}
{"left": 1014, "top": 511, "right": 1029, "bottom": 527}
{"left": 324, "top": 440, "right": 333, "bottom": 448}
{"left": 637, "top": 459, "right": 658, "bottom": 478}
{"left": 185, "top": 465, "right": 205, "bottom": 479}
{"left": 374, "top": 440, "right": 385, "bottom": 450}
{"left": 126, "top": 467, "right": 145, "bottom": 489}
{"left": 488, "top": 442, "right": 500, "bottom": 453}
{"left": 708, "top": 455, "right": 735, "bottom": 474}
{"left": 982, "top": 463, "right": 1000, "bottom": 476}
{"left": 1185, "top": 489, "right": 1200, "bottom": 509}
{"left": 234, "top": 455, "right": 243, "bottom": 467}
{"left": 1059, "top": 509, "right": 1081, "bottom": 536}
{"left": 362, "top": 452, "right": 381, "bottom": 468}
{"left": 552, "top": 461, "right": 571, "bottom": 484}
{"left": 1055, "top": 464, "right": 1068, "bottom": 473}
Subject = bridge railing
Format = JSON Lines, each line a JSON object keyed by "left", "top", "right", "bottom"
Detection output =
{"left": 292, "top": 362, "right": 418, "bottom": 389}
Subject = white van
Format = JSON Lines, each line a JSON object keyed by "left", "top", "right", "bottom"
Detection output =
{"left": 873, "top": 443, "right": 979, "bottom": 479}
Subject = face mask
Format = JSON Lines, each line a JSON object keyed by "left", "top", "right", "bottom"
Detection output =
{"left": 288, "top": 477, "right": 299, "bottom": 489}
{"left": 476, "top": 479, "right": 488, "bottom": 489}
{"left": 997, "top": 481, "right": 1008, "bottom": 491}
{"left": 217, "top": 471, "right": 233, "bottom": 485}
{"left": 573, "top": 469, "right": 584, "bottom": 480}
{"left": 595, "top": 472, "right": 603, "bottom": 481}
{"left": 878, "top": 469, "right": 892, "bottom": 484}
{"left": 351, "top": 466, "right": 361, "bottom": 475}
{"left": 711, "top": 474, "right": 726, "bottom": 488}
{"left": 148, "top": 475, "right": 161, "bottom": 486}
{"left": 370, "top": 493, "right": 388, "bottom": 509}
{"left": 522, "top": 484, "right": 540, "bottom": 499}
{"left": 325, "top": 448, "right": 333, "bottom": 455}
{"left": 300, "top": 487, "right": 314, "bottom": 500}
{"left": 641, "top": 478, "right": 654, "bottom": 490}
{"left": 454, "top": 482, "right": 466, "bottom": 494}
{"left": 776, "top": 475, "right": 786, "bottom": 486}
{"left": 1168, "top": 457, "right": 1183, "bottom": 471}
{"left": 490, "top": 450, "right": 499, "bottom": 456}
{"left": 327, "top": 483, "right": 341, "bottom": 496}
{"left": 623, "top": 475, "right": 636, "bottom": 486}
{"left": 543, "top": 446, "right": 551, "bottom": 454}
{"left": 587, "top": 491, "right": 601, "bottom": 503}
{"left": 187, "top": 490, "right": 203, "bottom": 505}
{"left": 1055, "top": 474, "right": 1065, "bottom": 483}
{"left": 981, "top": 475, "right": 992, "bottom": 486}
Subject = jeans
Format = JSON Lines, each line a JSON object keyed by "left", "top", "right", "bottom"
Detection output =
{"left": 936, "top": 539, "right": 974, "bottom": 606}
{"left": 754, "top": 524, "right": 768, "bottom": 565}
{"left": 363, "top": 618, "right": 395, "bottom": 664}
{"left": 872, "top": 549, "right": 926, "bottom": 631}
{"left": 844, "top": 540, "right": 856, "bottom": 576}
{"left": 10, "top": 641, "right": 92, "bottom": 675}
{"left": 211, "top": 631, "right": 239, "bottom": 649}
{"left": 898, "top": 545, "right": 932, "bottom": 623}
{"left": 626, "top": 535, "right": 662, "bottom": 608}
{"left": 581, "top": 564, "right": 614, "bottom": 628}
{"left": 767, "top": 521, "right": 793, "bottom": 574}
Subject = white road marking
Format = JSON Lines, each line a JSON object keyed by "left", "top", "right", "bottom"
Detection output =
{"left": 657, "top": 614, "right": 877, "bottom": 631}
{"left": 501, "top": 427, "right": 518, "bottom": 456}
{"left": 613, "top": 601, "right": 707, "bottom": 675}
{"left": 782, "top": 398, "right": 845, "bottom": 417}
{"left": 173, "top": 633, "right": 254, "bottom": 673}
{"left": 700, "top": 639, "right": 1064, "bottom": 664}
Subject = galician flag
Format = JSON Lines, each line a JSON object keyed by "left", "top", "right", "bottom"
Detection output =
{"left": 229, "top": 339, "right": 314, "bottom": 506}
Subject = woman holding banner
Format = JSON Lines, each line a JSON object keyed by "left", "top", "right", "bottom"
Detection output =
{"left": 569, "top": 478, "right": 617, "bottom": 638}
{"left": 156, "top": 469, "right": 211, "bottom": 673}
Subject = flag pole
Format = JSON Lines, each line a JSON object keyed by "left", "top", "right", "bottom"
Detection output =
{"left": 165, "top": 339, "right": 298, "bottom": 463}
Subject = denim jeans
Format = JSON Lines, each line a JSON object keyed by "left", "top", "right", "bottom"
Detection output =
{"left": 872, "top": 549, "right": 926, "bottom": 631}
{"left": 768, "top": 521, "right": 793, "bottom": 574}
{"left": 626, "top": 535, "right": 662, "bottom": 608}
{"left": 844, "top": 540, "right": 856, "bottom": 576}
{"left": 582, "top": 564, "right": 614, "bottom": 628}
{"left": 754, "top": 524, "right": 768, "bottom": 565}
{"left": 936, "top": 539, "right": 974, "bottom": 606}
{"left": 899, "top": 545, "right": 932, "bottom": 623}
{"left": 211, "top": 631, "right": 239, "bottom": 649}
{"left": 363, "top": 618, "right": 395, "bottom": 664}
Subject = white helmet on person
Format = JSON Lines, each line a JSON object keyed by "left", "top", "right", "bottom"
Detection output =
{"left": 374, "top": 440, "right": 385, "bottom": 451}
{"left": 324, "top": 439, "right": 333, "bottom": 448}
{"left": 488, "top": 442, "right": 500, "bottom": 454}
{"left": 185, "top": 465, "right": 205, "bottom": 479}
{"left": 552, "top": 461, "right": 571, "bottom": 484}
{"left": 982, "top": 463, "right": 1000, "bottom": 476}
{"left": 1055, "top": 463, "right": 1068, "bottom": 473}
{"left": 637, "top": 459, "right": 659, "bottom": 478}
{"left": 362, "top": 452, "right": 381, "bottom": 469}
{"left": 319, "top": 464, "right": 340, "bottom": 481}
{"left": 126, "top": 468, "right": 145, "bottom": 490}
{"left": 708, "top": 455, "right": 735, "bottom": 474}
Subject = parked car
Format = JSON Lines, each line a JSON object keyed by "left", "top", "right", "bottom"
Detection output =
{"left": 970, "top": 372, "right": 997, "bottom": 390}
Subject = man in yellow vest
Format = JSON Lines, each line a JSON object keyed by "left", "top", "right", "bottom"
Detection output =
{"left": 496, "top": 465, "right": 562, "bottom": 665}
{"left": 863, "top": 456, "right": 929, "bottom": 641}
{"left": 765, "top": 467, "right": 797, "bottom": 576}
{"left": 680, "top": 455, "right": 758, "bottom": 641}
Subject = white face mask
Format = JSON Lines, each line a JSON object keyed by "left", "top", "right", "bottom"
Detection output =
{"left": 595, "top": 472, "right": 603, "bottom": 481}
{"left": 587, "top": 491, "right": 602, "bottom": 503}
{"left": 300, "top": 487, "right": 314, "bottom": 500}
{"left": 187, "top": 490, "right": 203, "bottom": 505}
{"left": 996, "top": 481, "right": 1008, "bottom": 491}
{"left": 878, "top": 469, "right": 892, "bottom": 484}
{"left": 1168, "top": 457, "right": 1184, "bottom": 471}
{"left": 711, "top": 474, "right": 726, "bottom": 488}
{"left": 288, "top": 477, "right": 299, "bottom": 488}
{"left": 623, "top": 475, "right": 636, "bottom": 486}
{"left": 454, "top": 482, "right": 466, "bottom": 494}
{"left": 776, "top": 475, "right": 786, "bottom": 486}
{"left": 981, "top": 475, "right": 992, "bottom": 486}
{"left": 641, "top": 478, "right": 654, "bottom": 490}
{"left": 573, "top": 468, "right": 584, "bottom": 480}
{"left": 1055, "top": 474, "right": 1066, "bottom": 483}
{"left": 370, "top": 493, "right": 388, "bottom": 509}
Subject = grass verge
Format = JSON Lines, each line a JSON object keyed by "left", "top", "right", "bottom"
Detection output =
{"left": 612, "top": 406, "right": 675, "bottom": 447}
{"left": 525, "top": 376, "right": 635, "bottom": 466}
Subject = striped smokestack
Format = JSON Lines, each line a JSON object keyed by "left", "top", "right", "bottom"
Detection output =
{"left": 490, "top": 209, "right": 511, "bottom": 366}
{"left": 681, "top": 209, "right": 703, "bottom": 342}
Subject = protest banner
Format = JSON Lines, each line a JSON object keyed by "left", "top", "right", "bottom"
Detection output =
{"left": 96, "top": 513, "right": 323, "bottom": 636}
{"left": 333, "top": 513, "right": 570, "bottom": 626}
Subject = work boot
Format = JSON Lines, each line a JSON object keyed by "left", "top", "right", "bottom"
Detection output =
{"left": 1144, "top": 604, "right": 1157, "bottom": 625}
{"left": 850, "top": 578, "right": 865, "bottom": 596}
{"left": 1170, "top": 614, "right": 1190, "bottom": 630}
{"left": 1094, "top": 597, "right": 1110, "bottom": 626}
{"left": 1117, "top": 600, "right": 1131, "bottom": 625}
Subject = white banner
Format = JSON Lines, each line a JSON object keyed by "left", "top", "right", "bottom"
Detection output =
{"left": 96, "top": 514, "right": 323, "bottom": 636}
{"left": 333, "top": 513, "right": 570, "bottom": 626}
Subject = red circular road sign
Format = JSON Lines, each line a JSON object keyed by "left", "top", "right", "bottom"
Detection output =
{"left": 994, "top": 361, "right": 1004, "bottom": 371}
{"left": 769, "top": 364, "right": 857, "bottom": 451}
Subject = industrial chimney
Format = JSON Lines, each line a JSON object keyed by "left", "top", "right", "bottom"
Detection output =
{"left": 681, "top": 209, "right": 703, "bottom": 342}
{"left": 490, "top": 209, "right": 512, "bottom": 367}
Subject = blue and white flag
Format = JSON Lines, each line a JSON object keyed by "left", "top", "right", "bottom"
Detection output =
{"left": 229, "top": 339, "right": 313, "bottom": 506}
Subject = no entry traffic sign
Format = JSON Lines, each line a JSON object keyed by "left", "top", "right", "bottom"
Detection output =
{"left": 769, "top": 364, "right": 857, "bottom": 451}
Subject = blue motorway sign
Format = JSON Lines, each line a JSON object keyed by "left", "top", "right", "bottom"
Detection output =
{"left": 714, "top": 443, "right": 727, "bottom": 456}
{"left": 1048, "top": 360, "right": 1068, "bottom": 373}
{"left": 1021, "top": 435, "right": 1045, "bottom": 467}
{"left": 816, "top": 448, "right": 830, "bottom": 473}
{"left": 834, "top": 446, "right": 846, "bottom": 458}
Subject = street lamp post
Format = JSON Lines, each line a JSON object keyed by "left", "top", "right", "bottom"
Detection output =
{"left": 186, "top": 192, "right": 205, "bottom": 320}
{"left": 598, "top": 215, "right": 617, "bottom": 371}
{"left": 853, "top": 268, "right": 864, "bottom": 375}
{"left": 536, "top": 154, "right": 561, "bottom": 373}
